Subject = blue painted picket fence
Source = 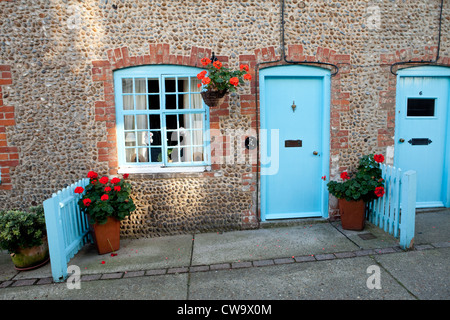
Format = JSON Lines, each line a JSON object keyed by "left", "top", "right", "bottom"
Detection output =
{"left": 367, "top": 164, "right": 417, "bottom": 250}
{"left": 43, "top": 178, "right": 91, "bottom": 282}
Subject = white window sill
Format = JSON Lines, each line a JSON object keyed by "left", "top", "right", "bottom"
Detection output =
{"left": 118, "top": 165, "right": 211, "bottom": 175}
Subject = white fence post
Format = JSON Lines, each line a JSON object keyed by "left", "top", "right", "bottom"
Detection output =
{"left": 400, "top": 170, "right": 417, "bottom": 250}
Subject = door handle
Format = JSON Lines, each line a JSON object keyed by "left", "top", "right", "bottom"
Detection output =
{"left": 313, "top": 151, "right": 320, "bottom": 156}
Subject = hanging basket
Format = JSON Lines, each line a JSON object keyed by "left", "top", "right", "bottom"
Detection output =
{"left": 201, "top": 89, "right": 228, "bottom": 108}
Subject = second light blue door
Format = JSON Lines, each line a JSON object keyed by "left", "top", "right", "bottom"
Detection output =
{"left": 395, "top": 67, "right": 450, "bottom": 208}
{"left": 260, "top": 66, "right": 330, "bottom": 220}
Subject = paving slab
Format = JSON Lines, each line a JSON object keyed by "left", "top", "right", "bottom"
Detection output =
{"left": 0, "top": 273, "right": 188, "bottom": 300}
{"left": 188, "top": 256, "right": 415, "bottom": 300}
{"left": 373, "top": 247, "right": 450, "bottom": 300}
{"left": 415, "top": 209, "right": 450, "bottom": 245}
{"left": 191, "top": 222, "right": 359, "bottom": 266}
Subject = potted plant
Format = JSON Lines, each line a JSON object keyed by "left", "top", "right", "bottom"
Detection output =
{"left": 0, "top": 205, "right": 50, "bottom": 270}
{"left": 75, "top": 171, "right": 136, "bottom": 255}
{"left": 327, "top": 154, "right": 385, "bottom": 230}
{"left": 197, "top": 56, "right": 252, "bottom": 107}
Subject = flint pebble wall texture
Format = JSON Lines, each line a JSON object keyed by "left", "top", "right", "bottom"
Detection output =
{"left": 0, "top": 0, "right": 448, "bottom": 238}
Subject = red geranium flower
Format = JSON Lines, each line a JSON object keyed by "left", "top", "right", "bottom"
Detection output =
{"left": 375, "top": 186, "right": 385, "bottom": 198}
{"left": 87, "top": 171, "right": 98, "bottom": 179}
{"left": 111, "top": 177, "right": 121, "bottom": 184}
{"left": 83, "top": 198, "right": 92, "bottom": 207}
{"left": 114, "top": 186, "right": 121, "bottom": 192}
{"left": 104, "top": 186, "right": 112, "bottom": 192}
{"left": 196, "top": 70, "right": 207, "bottom": 80}
{"left": 229, "top": 77, "right": 239, "bottom": 86}
{"left": 201, "top": 77, "right": 211, "bottom": 85}
{"left": 101, "top": 194, "right": 109, "bottom": 201}
{"left": 74, "top": 186, "right": 84, "bottom": 194}
{"left": 243, "top": 73, "right": 252, "bottom": 81}
{"left": 99, "top": 176, "right": 109, "bottom": 184}
{"left": 200, "top": 57, "right": 211, "bottom": 66}
{"left": 213, "top": 60, "right": 222, "bottom": 69}
{"left": 123, "top": 173, "right": 129, "bottom": 179}
{"left": 374, "top": 154, "right": 384, "bottom": 163}
{"left": 240, "top": 64, "right": 249, "bottom": 72}
{"left": 340, "top": 171, "right": 350, "bottom": 180}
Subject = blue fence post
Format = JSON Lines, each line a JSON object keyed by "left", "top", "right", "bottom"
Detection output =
{"left": 43, "top": 192, "right": 68, "bottom": 283}
{"left": 400, "top": 170, "right": 417, "bottom": 250}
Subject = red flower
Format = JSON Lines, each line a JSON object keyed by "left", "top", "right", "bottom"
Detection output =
{"left": 374, "top": 154, "right": 384, "bottom": 163}
{"left": 101, "top": 194, "right": 109, "bottom": 201}
{"left": 111, "top": 177, "right": 121, "bottom": 184}
{"left": 375, "top": 186, "right": 385, "bottom": 198}
{"left": 240, "top": 64, "right": 249, "bottom": 72}
{"left": 114, "top": 186, "right": 121, "bottom": 192}
{"left": 83, "top": 198, "right": 92, "bottom": 207}
{"left": 200, "top": 57, "right": 211, "bottom": 66}
{"left": 213, "top": 60, "right": 222, "bottom": 69}
{"left": 99, "top": 176, "right": 109, "bottom": 184}
{"left": 340, "top": 171, "right": 350, "bottom": 180}
{"left": 196, "top": 70, "right": 207, "bottom": 80}
{"left": 123, "top": 173, "right": 129, "bottom": 179}
{"left": 197, "top": 83, "right": 202, "bottom": 88}
{"left": 74, "top": 186, "right": 84, "bottom": 194}
{"left": 87, "top": 171, "right": 98, "bottom": 179}
{"left": 104, "top": 186, "right": 112, "bottom": 192}
{"left": 243, "top": 73, "right": 252, "bottom": 81}
{"left": 202, "top": 77, "right": 211, "bottom": 85}
{"left": 229, "top": 77, "right": 239, "bottom": 86}
{"left": 91, "top": 180, "right": 97, "bottom": 185}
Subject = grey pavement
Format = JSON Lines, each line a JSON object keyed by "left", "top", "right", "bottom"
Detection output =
{"left": 0, "top": 208, "right": 449, "bottom": 301}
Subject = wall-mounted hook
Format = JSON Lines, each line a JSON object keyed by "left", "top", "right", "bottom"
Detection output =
{"left": 291, "top": 100, "right": 296, "bottom": 112}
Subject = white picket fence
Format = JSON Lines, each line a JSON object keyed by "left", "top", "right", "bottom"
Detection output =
{"left": 367, "top": 164, "right": 417, "bottom": 250}
{"left": 43, "top": 178, "right": 91, "bottom": 282}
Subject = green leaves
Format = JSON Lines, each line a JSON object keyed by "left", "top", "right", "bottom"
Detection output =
{"left": 327, "top": 154, "right": 384, "bottom": 202}
{"left": 0, "top": 206, "right": 46, "bottom": 253}
{"left": 78, "top": 173, "right": 136, "bottom": 225}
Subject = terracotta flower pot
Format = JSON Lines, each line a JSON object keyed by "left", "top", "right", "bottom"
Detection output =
{"left": 338, "top": 199, "right": 366, "bottom": 231}
{"left": 201, "top": 89, "right": 227, "bottom": 108}
{"left": 90, "top": 216, "right": 120, "bottom": 255}
{"left": 10, "top": 236, "right": 50, "bottom": 270}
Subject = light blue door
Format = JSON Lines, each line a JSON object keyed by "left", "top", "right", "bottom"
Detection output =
{"left": 395, "top": 67, "right": 450, "bottom": 208}
{"left": 260, "top": 66, "right": 330, "bottom": 220}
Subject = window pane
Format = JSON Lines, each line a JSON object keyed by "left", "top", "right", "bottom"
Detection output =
{"left": 149, "top": 114, "right": 161, "bottom": 130}
{"left": 407, "top": 98, "right": 435, "bottom": 117}
{"left": 122, "top": 78, "right": 133, "bottom": 93}
{"left": 151, "top": 147, "right": 162, "bottom": 163}
{"left": 124, "top": 132, "right": 136, "bottom": 146}
{"left": 148, "top": 79, "right": 159, "bottom": 93}
{"left": 123, "top": 96, "right": 134, "bottom": 110}
{"left": 165, "top": 94, "right": 176, "bottom": 109}
{"left": 178, "top": 77, "right": 189, "bottom": 92}
{"left": 125, "top": 148, "right": 136, "bottom": 163}
{"left": 181, "top": 146, "right": 192, "bottom": 162}
{"left": 192, "top": 113, "right": 203, "bottom": 129}
{"left": 124, "top": 115, "right": 135, "bottom": 130}
{"left": 165, "top": 78, "right": 176, "bottom": 93}
{"left": 178, "top": 94, "right": 188, "bottom": 109}
{"left": 135, "top": 78, "right": 146, "bottom": 93}
{"left": 167, "top": 131, "right": 179, "bottom": 147}
{"left": 137, "top": 132, "right": 149, "bottom": 146}
{"left": 136, "top": 115, "right": 148, "bottom": 130}
{"left": 148, "top": 94, "right": 160, "bottom": 110}
{"left": 191, "top": 93, "right": 203, "bottom": 109}
{"left": 136, "top": 148, "right": 149, "bottom": 163}
{"left": 192, "top": 130, "right": 203, "bottom": 146}
{"left": 166, "top": 114, "right": 178, "bottom": 130}
{"left": 191, "top": 78, "right": 201, "bottom": 93}
{"left": 136, "top": 95, "right": 147, "bottom": 110}
{"left": 193, "top": 147, "right": 204, "bottom": 162}
{"left": 150, "top": 131, "right": 161, "bottom": 146}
